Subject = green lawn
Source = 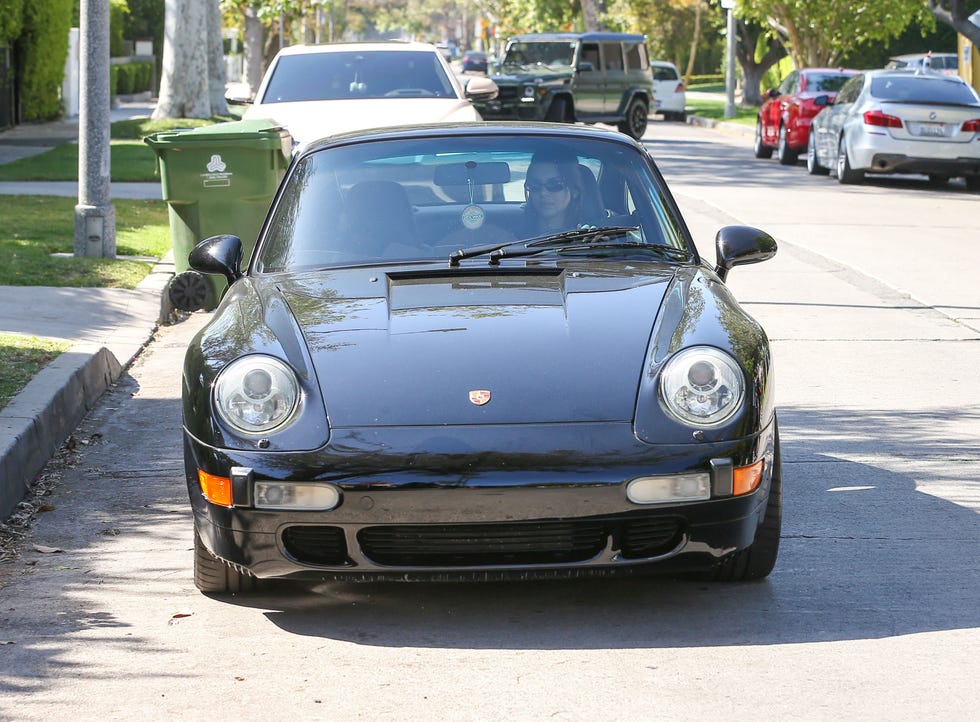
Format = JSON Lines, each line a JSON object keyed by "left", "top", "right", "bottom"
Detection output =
{"left": 0, "top": 115, "right": 239, "bottom": 183}
{"left": 0, "top": 196, "right": 171, "bottom": 287}
{"left": 0, "top": 333, "right": 71, "bottom": 411}
{"left": 685, "top": 97, "right": 758, "bottom": 127}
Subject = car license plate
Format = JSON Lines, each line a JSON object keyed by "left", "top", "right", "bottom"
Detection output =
{"left": 911, "top": 122, "right": 946, "bottom": 137}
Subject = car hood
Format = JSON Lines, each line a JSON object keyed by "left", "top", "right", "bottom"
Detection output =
{"left": 271, "top": 265, "right": 676, "bottom": 427}
{"left": 244, "top": 99, "right": 482, "bottom": 144}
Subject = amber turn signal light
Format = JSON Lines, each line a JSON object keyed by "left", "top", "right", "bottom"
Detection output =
{"left": 198, "top": 469, "right": 233, "bottom": 507}
{"left": 733, "top": 460, "right": 764, "bottom": 496}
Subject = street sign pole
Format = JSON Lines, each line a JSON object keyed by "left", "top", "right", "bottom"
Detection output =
{"left": 74, "top": 0, "right": 116, "bottom": 258}
{"left": 722, "top": 0, "right": 736, "bottom": 119}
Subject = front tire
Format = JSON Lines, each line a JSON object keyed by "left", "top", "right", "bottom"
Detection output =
{"left": 806, "top": 131, "right": 829, "bottom": 175}
{"left": 712, "top": 425, "right": 782, "bottom": 581}
{"left": 777, "top": 124, "right": 798, "bottom": 165}
{"left": 194, "top": 529, "right": 258, "bottom": 594}
{"left": 545, "top": 96, "right": 568, "bottom": 123}
{"left": 966, "top": 176, "right": 980, "bottom": 192}
{"left": 618, "top": 97, "right": 648, "bottom": 139}
{"left": 836, "top": 136, "right": 863, "bottom": 184}
{"left": 754, "top": 120, "right": 773, "bottom": 159}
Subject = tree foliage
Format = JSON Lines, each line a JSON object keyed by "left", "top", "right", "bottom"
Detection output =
{"left": 736, "top": 0, "right": 931, "bottom": 68}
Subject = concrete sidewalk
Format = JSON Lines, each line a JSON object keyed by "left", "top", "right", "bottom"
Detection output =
{"left": 0, "top": 98, "right": 174, "bottom": 518}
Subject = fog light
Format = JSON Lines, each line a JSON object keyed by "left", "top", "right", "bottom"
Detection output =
{"left": 254, "top": 482, "right": 341, "bottom": 510}
{"left": 627, "top": 473, "right": 711, "bottom": 504}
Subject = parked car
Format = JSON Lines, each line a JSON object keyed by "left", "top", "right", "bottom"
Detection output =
{"left": 240, "top": 41, "right": 498, "bottom": 146}
{"left": 886, "top": 52, "right": 959, "bottom": 76}
{"left": 461, "top": 50, "right": 488, "bottom": 73}
{"left": 754, "top": 67, "right": 859, "bottom": 165}
{"left": 473, "top": 32, "right": 656, "bottom": 139}
{"left": 807, "top": 69, "right": 980, "bottom": 190}
{"left": 650, "top": 61, "right": 686, "bottom": 121}
{"left": 177, "top": 122, "right": 781, "bottom": 594}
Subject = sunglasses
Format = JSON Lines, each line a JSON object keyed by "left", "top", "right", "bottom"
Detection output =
{"left": 524, "top": 179, "right": 568, "bottom": 194}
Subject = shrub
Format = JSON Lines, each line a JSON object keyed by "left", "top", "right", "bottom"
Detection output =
{"left": 17, "top": 0, "right": 72, "bottom": 121}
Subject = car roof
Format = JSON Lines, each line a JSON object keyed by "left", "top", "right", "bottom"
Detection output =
{"left": 649, "top": 61, "right": 678, "bottom": 68}
{"left": 299, "top": 121, "right": 642, "bottom": 157}
{"left": 508, "top": 32, "right": 646, "bottom": 43}
{"left": 888, "top": 52, "right": 957, "bottom": 60}
{"left": 272, "top": 41, "right": 441, "bottom": 57}
{"left": 862, "top": 68, "right": 968, "bottom": 81}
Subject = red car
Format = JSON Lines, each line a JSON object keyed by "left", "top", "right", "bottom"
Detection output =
{"left": 754, "top": 68, "right": 859, "bottom": 165}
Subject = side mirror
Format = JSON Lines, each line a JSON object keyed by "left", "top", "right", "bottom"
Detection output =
{"left": 714, "top": 225, "right": 777, "bottom": 283}
{"left": 576, "top": 61, "right": 595, "bottom": 73}
{"left": 766, "top": 88, "right": 779, "bottom": 99}
{"left": 813, "top": 94, "right": 830, "bottom": 107}
{"left": 189, "top": 234, "right": 245, "bottom": 287}
{"left": 465, "top": 76, "right": 499, "bottom": 102}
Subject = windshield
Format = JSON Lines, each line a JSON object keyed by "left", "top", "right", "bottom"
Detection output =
{"left": 869, "top": 75, "right": 980, "bottom": 105}
{"left": 260, "top": 50, "right": 456, "bottom": 102}
{"left": 255, "top": 134, "right": 692, "bottom": 272}
{"left": 807, "top": 73, "right": 853, "bottom": 93}
{"left": 501, "top": 42, "right": 576, "bottom": 69}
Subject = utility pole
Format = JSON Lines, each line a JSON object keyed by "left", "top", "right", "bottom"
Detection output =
{"left": 722, "top": 0, "right": 736, "bottom": 119}
{"left": 74, "top": 0, "right": 115, "bottom": 258}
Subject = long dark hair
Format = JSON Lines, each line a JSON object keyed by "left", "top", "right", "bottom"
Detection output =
{"left": 524, "top": 149, "right": 585, "bottom": 227}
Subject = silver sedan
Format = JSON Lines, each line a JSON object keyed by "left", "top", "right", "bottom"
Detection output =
{"left": 806, "top": 69, "right": 980, "bottom": 190}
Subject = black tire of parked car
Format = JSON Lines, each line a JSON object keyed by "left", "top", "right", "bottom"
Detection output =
{"left": 967, "top": 176, "right": 980, "bottom": 192}
{"left": 777, "top": 124, "right": 798, "bottom": 165}
{"left": 836, "top": 136, "right": 863, "bottom": 184}
{"left": 754, "top": 120, "right": 773, "bottom": 159}
{"left": 711, "top": 424, "right": 782, "bottom": 581}
{"left": 194, "top": 530, "right": 259, "bottom": 594}
{"left": 806, "top": 133, "right": 829, "bottom": 175}
{"left": 545, "top": 96, "right": 569, "bottom": 122}
{"left": 618, "top": 97, "right": 649, "bottom": 140}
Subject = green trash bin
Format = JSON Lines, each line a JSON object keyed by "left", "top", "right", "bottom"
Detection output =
{"left": 145, "top": 119, "right": 291, "bottom": 311}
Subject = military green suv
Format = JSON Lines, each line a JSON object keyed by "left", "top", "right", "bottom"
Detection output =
{"left": 474, "top": 32, "right": 655, "bottom": 139}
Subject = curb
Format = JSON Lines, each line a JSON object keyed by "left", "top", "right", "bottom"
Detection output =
{"left": 686, "top": 114, "right": 754, "bottom": 137}
{"left": 0, "top": 255, "right": 175, "bottom": 519}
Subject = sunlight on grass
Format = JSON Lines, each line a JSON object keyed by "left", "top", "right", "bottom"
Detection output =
{"left": 0, "top": 334, "right": 70, "bottom": 410}
{"left": 0, "top": 196, "right": 170, "bottom": 287}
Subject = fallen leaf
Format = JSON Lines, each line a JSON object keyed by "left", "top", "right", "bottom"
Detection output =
{"left": 32, "top": 545, "right": 63, "bottom": 554}
{"left": 38, "top": 505, "right": 55, "bottom": 512}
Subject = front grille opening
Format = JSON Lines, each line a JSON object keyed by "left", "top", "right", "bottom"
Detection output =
{"left": 619, "top": 517, "right": 685, "bottom": 558}
{"left": 359, "top": 521, "right": 607, "bottom": 567}
{"left": 282, "top": 525, "right": 348, "bottom": 566}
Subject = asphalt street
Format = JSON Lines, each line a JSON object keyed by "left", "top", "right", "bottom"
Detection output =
{"left": 0, "top": 119, "right": 977, "bottom": 719}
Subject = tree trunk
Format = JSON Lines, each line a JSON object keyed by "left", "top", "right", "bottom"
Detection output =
{"left": 581, "top": 0, "right": 606, "bottom": 32}
{"left": 928, "top": 0, "right": 980, "bottom": 47}
{"left": 735, "top": 20, "right": 787, "bottom": 107}
{"left": 154, "top": 0, "right": 211, "bottom": 118}
{"left": 206, "top": 0, "right": 228, "bottom": 116}
{"left": 243, "top": 8, "right": 264, "bottom": 96}
{"left": 684, "top": 1, "right": 703, "bottom": 83}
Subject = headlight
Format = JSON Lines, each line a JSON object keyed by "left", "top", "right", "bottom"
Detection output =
{"left": 659, "top": 347, "right": 744, "bottom": 427}
{"left": 214, "top": 355, "right": 301, "bottom": 434}
{"left": 523, "top": 85, "right": 536, "bottom": 97}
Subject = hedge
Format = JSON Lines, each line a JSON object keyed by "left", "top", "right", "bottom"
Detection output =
{"left": 111, "top": 60, "right": 154, "bottom": 97}
{"left": 17, "top": 0, "right": 73, "bottom": 121}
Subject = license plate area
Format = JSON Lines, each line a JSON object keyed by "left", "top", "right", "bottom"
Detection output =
{"left": 908, "top": 121, "right": 948, "bottom": 138}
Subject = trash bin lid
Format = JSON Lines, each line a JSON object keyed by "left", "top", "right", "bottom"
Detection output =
{"left": 145, "top": 119, "right": 290, "bottom": 149}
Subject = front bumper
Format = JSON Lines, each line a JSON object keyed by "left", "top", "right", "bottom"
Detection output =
{"left": 184, "top": 420, "right": 777, "bottom": 581}
{"left": 475, "top": 87, "right": 547, "bottom": 121}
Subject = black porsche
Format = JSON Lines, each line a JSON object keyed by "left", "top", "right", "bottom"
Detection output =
{"left": 178, "top": 122, "right": 780, "bottom": 593}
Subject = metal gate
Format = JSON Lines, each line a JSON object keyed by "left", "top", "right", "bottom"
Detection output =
{"left": 0, "top": 44, "right": 15, "bottom": 131}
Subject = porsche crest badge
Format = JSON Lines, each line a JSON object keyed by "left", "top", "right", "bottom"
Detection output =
{"left": 469, "top": 389, "right": 491, "bottom": 406}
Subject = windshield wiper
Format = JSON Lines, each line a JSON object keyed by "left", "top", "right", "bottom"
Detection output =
{"left": 448, "top": 225, "right": 641, "bottom": 267}
{"left": 490, "top": 241, "right": 690, "bottom": 265}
